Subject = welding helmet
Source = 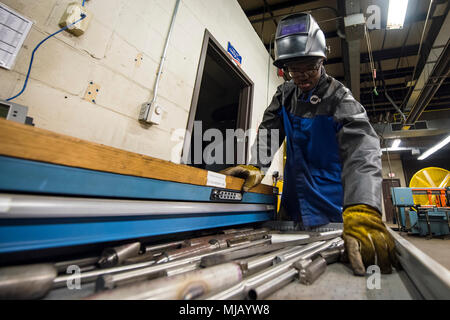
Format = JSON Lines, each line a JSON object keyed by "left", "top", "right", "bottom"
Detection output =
{"left": 273, "top": 13, "right": 327, "bottom": 68}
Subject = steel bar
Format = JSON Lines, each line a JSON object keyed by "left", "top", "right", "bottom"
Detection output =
{"left": 0, "top": 193, "right": 273, "bottom": 218}
{"left": 144, "top": 240, "right": 187, "bottom": 253}
{"left": 0, "top": 264, "right": 57, "bottom": 300}
{"left": 242, "top": 246, "right": 303, "bottom": 274}
{"left": 298, "top": 257, "right": 327, "bottom": 285}
{"left": 247, "top": 268, "right": 298, "bottom": 300}
{"left": 94, "top": 238, "right": 271, "bottom": 291}
{"left": 123, "top": 252, "right": 154, "bottom": 265}
{"left": 319, "top": 247, "right": 344, "bottom": 264}
{"left": 200, "top": 231, "right": 342, "bottom": 267}
{"left": 165, "top": 262, "right": 200, "bottom": 277}
{"left": 275, "top": 239, "right": 344, "bottom": 263}
{"left": 155, "top": 241, "right": 223, "bottom": 264}
{"left": 202, "top": 238, "right": 342, "bottom": 300}
{"left": 87, "top": 262, "right": 243, "bottom": 300}
{"left": 156, "top": 229, "right": 270, "bottom": 263}
{"left": 187, "top": 229, "right": 269, "bottom": 247}
{"left": 269, "top": 234, "right": 310, "bottom": 243}
{"left": 54, "top": 256, "right": 99, "bottom": 273}
{"left": 98, "top": 242, "right": 142, "bottom": 268}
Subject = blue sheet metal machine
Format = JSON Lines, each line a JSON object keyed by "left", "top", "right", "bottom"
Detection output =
{"left": 0, "top": 156, "right": 276, "bottom": 254}
{"left": 391, "top": 187, "right": 450, "bottom": 237}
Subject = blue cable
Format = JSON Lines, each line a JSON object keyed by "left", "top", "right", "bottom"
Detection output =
{"left": 82, "top": 0, "right": 86, "bottom": 6}
{"left": 7, "top": 14, "right": 86, "bottom": 102}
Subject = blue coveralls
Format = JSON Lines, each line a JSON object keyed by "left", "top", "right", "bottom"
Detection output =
{"left": 280, "top": 101, "right": 343, "bottom": 227}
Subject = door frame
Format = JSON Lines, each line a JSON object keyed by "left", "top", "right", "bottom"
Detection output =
{"left": 181, "top": 29, "right": 254, "bottom": 166}
{"left": 382, "top": 178, "right": 401, "bottom": 223}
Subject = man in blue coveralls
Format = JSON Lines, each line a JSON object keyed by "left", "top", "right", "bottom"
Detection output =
{"left": 222, "top": 13, "right": 398, "bottom": 276}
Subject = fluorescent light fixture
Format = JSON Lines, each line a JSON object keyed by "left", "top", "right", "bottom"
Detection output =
{"left": 387, "top": 0, "right": 409, "bottom": 29}
{"left": 391, "top": 139, "right": 401, "bottom": 149}
{"left": 418, "top": 135, "right": 450, "bottom": 160}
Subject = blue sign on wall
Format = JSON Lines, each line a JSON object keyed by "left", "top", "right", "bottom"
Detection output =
{"left": 227, "top": 42, "right": 242, "bottom": 66}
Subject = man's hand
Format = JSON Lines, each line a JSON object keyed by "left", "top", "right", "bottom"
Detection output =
{"left": 343, "top": 205, "right": 399, "bottom": 276}
{"left": 220, "top": 165, "right": 263, "bottom": 192}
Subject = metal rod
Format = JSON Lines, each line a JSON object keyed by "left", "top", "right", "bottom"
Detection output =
{"left": 0, "top": 264, "right": 57, "bottom": 300}
{"left": 98, "top": 242, "right": 142, "bottom": 268}
{"left": 144, "top": 240, "right": 187, "bottom": 253}
{"left": 298, "top": 256, "right": 327, "bottom": 285}
{"left": 243, "top": 246, "right": 302, "bottom": 274}
{"left": 247, "top": 268, "right": 298, "bottom": 300}
{"left": 202, "top": 238, "right": 342, "bottom": 300}
{"left": 94, "top": 238, "right": 271, "bottom": 291}
{"left": 0, "top": 193, "right": 273, "bottom": 218}
{"left": 200, "top": 230, "right": 342, "bottom": 267}
{"left": 87, "top": 263, "right": 243, "bottom": 300}
{"left": 54, "top": 256, "right": 99, "bottom": 273}
{"left": 156, "top": 229, "right": 270, "bottom": 263}
{"left": 269, "top": 233, "right": 310, "bottom": 243}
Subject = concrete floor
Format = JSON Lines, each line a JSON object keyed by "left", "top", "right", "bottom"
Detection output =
{"left": 386, "top": 224, "right": 450, "bottom": 270}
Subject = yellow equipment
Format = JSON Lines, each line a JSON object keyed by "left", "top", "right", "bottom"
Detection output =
{"left": 409, "top": 167, "right": 450, "bottom": 205}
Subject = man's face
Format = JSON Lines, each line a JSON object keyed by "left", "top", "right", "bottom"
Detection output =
{"left": 285, "top": 58, "right": 323, "bottom": 92}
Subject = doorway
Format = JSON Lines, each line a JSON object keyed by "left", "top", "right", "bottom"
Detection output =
{"left": 382, "top": 179, "right": 401, "bottom": 223}
{"left": 182, "top": 30, "right": 254, "bottom": 172}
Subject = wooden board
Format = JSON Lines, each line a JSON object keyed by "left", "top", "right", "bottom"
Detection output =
{"left": 0, "top": 119, "right": 273, "bottom": 195}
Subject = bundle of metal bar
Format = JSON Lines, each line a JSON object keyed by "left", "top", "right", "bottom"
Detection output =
{"left": 98, "top": 242, "right": 142, "bottom": 268}
{"left": 0, "top": 237, "right": 270, "bottom": 299}
{"left": 95, "top": 238, "right": 271, "bottom": 291}
{"left": 200, "top": 230, "right": 343, "bottom": 267}
{"left": 240, "top": 246, "right": 304, "bottom": 275}
{"left": 247, "top": 268, "right": 298, "bottom": 300}
{"left": 202, "top": 238, "right": 342, "bottom": 300}
{"left": 87, "top": 262, "right": 243, "bottom": 300}
{"left": 298, "top": 256, "right": 328, "bottom": 285}
{"left": 247, "top": 241, "right": 345, "bottom": 300}
{"left": 155, "top": 229, "right": 270, "bottom": 264}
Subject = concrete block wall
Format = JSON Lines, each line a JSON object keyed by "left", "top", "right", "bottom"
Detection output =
{"left": 0, "top": 0, "right": 284, "bottom": 177}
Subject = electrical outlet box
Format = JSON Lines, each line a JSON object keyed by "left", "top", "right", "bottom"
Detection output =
{"left": 139, "top": 102, "right": 162, "bottom": 125}
{"left": 59, "top": 2, "right": 92, "bottom": 36}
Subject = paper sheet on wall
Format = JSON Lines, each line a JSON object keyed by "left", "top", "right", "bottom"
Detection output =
{"left": 0, "top": 3, "right": 33, "bottom": 70}
{"left": 206, "top": 171, "right": 226, "bottom": 188}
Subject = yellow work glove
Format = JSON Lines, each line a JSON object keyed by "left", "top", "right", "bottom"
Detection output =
{"left": 220, "top": 165, "right": 263, "bottom": 192}
{"left": 343, "top": 205, "right": 399, "bottom": 276}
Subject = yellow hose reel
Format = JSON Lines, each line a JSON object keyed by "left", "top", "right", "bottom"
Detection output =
{"left": 409, "top": 167, "right": 450, "bottom": 205}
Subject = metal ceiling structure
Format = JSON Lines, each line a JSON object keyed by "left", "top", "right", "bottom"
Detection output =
{"left": 237, "top": 0, "right": 450, "bottom": 154}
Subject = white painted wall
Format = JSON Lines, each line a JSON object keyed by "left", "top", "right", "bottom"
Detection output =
{"left": 381, "top": 156, "right": 407, "bottom": 187}
{"left": 0, "top": 0, "right": 284, "bottom": 176}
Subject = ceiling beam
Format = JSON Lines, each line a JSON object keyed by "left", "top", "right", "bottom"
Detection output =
{"left": 324, "top": 44, "right": 420, "bottom": 65}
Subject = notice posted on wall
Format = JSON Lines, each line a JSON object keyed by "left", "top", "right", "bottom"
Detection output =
{"left": 0, "top": 3, "right": 33, "bottom": 70}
